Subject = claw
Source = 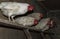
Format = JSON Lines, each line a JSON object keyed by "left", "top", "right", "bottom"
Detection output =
{"left": 8, "top": 16, "right": 11, "bottom": 22}
{"left": 11, "top": 16, "right": 15, "bottom": 23}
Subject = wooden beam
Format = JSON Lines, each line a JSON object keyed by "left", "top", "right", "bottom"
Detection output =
{"left": 0, "top": 19, "right": 40, "bottom": 32}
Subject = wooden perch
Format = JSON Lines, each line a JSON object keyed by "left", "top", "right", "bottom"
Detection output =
{"left": 0, "top": 19, "right": 40, "bottom": 31}
{"left": 23, "top": 29, "right": 32, "bottom": 39}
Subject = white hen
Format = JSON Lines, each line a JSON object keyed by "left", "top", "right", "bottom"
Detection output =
{"left": 27, "top": 13, "right": 43, "bottom": 20}
{"left": 15, "top": 16, "right": 38, "bottom": 27}
{"left": 34, "top": 18, "right": 53, "bottom": 31}
{"left": 0, "top": 2, "right": 34, "bottom": 22}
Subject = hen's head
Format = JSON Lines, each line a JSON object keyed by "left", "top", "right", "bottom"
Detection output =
{"left": 34, "top": 19, "right": 38, "bottom": 25}
{"left": 28, "top": 5, "right": 34, "bottom": 11}
{"left": 47, "top": 19, "right": 54, "bottom": 28}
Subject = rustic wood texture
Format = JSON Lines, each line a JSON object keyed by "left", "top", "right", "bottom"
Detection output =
{"left": 0, "top": 27, "right": 26, "bottom": 39}
{"left": 0, "top": 18, "right": 41, "bottom": 31}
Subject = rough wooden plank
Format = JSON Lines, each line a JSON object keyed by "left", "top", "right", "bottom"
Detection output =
{"left": 23, "top": 29, "right": 32, "bottom": 39}
{"left": 0, "top": 19, "right": 40, "bottom": 31}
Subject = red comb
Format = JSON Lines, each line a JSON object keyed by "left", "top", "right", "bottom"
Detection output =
{"left": 34, "top": 19, "right": 38, "bottom": 25}
{"left": 28, "top": 5, "right": 34, "bottom": 11}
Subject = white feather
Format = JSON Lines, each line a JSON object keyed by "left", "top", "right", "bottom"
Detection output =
{"left": 0, "top": 2, "right": 29, "bottom": 16}
{"left": 28, "top": 13, "right": 43, "bottom": 20}
{"left": 34, "top": 18, "right": 50, "bottom": 31}
{"left": 15, "top": 16, "right": 36, "bottom": 26}
{"left": 0, "top": 2, "right": 30, "bottom": 22}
